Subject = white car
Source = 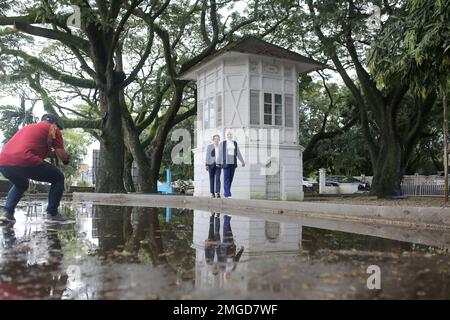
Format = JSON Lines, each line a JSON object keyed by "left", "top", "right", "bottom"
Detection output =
{"left": 302, "top": 178, "right": 318, "bottom": 188}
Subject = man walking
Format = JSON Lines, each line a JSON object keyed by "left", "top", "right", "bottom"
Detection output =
{"left": 0, "top": 114, "right": 72, "bottom": 224}
{"left": 217, "top": 130, "right": 245, "bottom": 198}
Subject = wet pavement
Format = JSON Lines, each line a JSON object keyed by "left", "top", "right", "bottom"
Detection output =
{"left": 0, "top": 201, "right": 449, "bottom": 300}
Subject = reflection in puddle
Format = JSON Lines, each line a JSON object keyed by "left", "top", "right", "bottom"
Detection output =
{"left": 0, "top": 202, "right": 449, "bottom": 299}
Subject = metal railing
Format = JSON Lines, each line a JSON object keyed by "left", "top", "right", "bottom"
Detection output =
{"left": 401, "top": 176, "right": 447, "bottom": 196}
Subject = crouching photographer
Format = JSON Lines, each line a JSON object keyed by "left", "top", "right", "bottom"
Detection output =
{"left": 0, "top": 113, "right": 72, "bottom": 224}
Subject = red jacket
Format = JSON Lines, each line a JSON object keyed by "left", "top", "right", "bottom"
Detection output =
{"left": 0, "top": 122, "right": 64, "bottom": 167}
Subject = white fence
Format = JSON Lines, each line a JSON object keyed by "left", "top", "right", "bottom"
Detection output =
{"left": 317, "top": 171, "right": 447, "bottom": 196}
{"left": 401, "top": 174, "right": 447, "bottom": 196}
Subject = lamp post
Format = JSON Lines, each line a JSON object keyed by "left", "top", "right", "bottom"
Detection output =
{"left": 444, "top": 87, "right": 448, "bottom": 204}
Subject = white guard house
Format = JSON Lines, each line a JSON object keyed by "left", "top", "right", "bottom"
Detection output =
{"left": 179, "top": 36, "right": 326, "bottom": 200}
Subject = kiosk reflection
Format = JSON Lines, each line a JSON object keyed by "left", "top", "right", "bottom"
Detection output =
{"left": 194, "top": 210, "right": 302, "bottom": 291}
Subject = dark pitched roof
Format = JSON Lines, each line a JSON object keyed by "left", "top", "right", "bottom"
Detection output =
{"left": 179, "top": 36, "right": 327, "bottom": 79}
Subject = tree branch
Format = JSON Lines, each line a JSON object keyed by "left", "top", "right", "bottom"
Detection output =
{"left": 405, "top": 90, "right": 437, "bottom": 145}
{"left": 110, "top": 0, "right": 144, "bottom": 62}
{"left": 27, "top": 74, "right": 101, "bottom": 129}
{"left": 153, "top": 24, "right": 178, "bottom": 81}
{"left": 0, "top": 13, "right": 70, "bottom": 26}
{"left": 13, "top": 21, "right": 90, "bottom": 53}
{"left": 200, "top": 0, "right": 211, "bottom": 46}
{"left": 1, "top": 47, "right": 96, "bottom": 88}
{"left": 136, "top": 82, "right": 170, "bottom": 133}
{"left": 67, "top": 44, "right": 97, "bottom": 78}
{"left": 118, "top": 28, "right": 154, "bottom": 89}
{"left": 305, "top": 0, "right": 377, "bottom": 157}
{"left": 173, "top": 104, "right": 197, "bottom": 126}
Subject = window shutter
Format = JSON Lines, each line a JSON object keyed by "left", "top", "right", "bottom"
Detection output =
{"left": 264, "top": 93, "right": 272, "bottom": 125}
{"left": 208, "top": 97, "right": 215, "bottom": 128}
{"left": 285, "top": 94, "right": 294, "bottom": 128}
{"left": 250, "top": 90, "right": 260, "bottom": 125}
{"left": 198, "top": 99, "right": 203, "bottom": 129}
{"left": 275, "top": 94, "right": 282, "bottom": 126}
{"left": 203, "top": 99, "right": 209, "bottom": 129}
{"left": 216, "top": 95, "right": 222, "bottom": 127}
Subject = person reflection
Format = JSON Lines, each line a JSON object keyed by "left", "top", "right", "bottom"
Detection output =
{"left": 205, "top": 212, "right": 221, "bottom": 267}
{"left": 204, "top": 212, "right": 244, "bottom": 282}
{"left": 0, "top": 224, "right": 67, "bottom": 299}
{"left": 1, "top": 224, "right": 16, "bottom": 249}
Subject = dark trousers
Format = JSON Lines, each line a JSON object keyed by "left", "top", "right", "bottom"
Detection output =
{"left": 205, "top": 214, "right": 221, "bottom": 263}
{"left": 219, "top": 214, "right": 236, "bottom": 262}
{"left": 208, "top": 165, "right": 221, "bottom": 194}
{"left": 0, "top": 162, "right": 65, "bottom": 216}
{"left": 223, "top": 165, "right": 236, "bottom": 197}
{"left": 208, "top": 214, "right": 221, "bottom": 242}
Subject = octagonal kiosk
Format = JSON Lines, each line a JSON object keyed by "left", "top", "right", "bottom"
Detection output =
{"left": 179, "top": 36, "right": 326, "bottom": 200}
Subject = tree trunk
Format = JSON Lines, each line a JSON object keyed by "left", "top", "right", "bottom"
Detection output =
{"left": 370, "top": 137, "right": 403, "bottom": 197}
{"left": 148, "top": 84, "right": 186, "bottom": 193}
{"left": 145, "top": 207, "right": 165, "bottom": 265}
{"left": 123, "top": 148, "right": 136, "bottom": 193}
{"left": 122, "top": 106, "right": 154, "bottom": 193}
{"left": 95, "top": 205, "right": 132, "bottom": 256}
{"left": 96, "top": 91, "right": 126, "bottom": 193}
{"left": 124, "top": 207, "right": 165, "bottom": 266}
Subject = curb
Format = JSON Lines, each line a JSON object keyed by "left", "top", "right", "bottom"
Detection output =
{"left": 73, "top": 193, "right": 450, "bottom": 229}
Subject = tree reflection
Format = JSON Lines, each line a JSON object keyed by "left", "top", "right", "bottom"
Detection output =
{"left": 94, "top": 205, "right": 196, "bottom": 281}
{"left": 94, "top": 205, "right": 132, "bottom": 257}
{"left": 123, "top": 207, "right": 164, "bottom": 265}
{"left": 95, "top": 206, "right": 173, "bottom": 265}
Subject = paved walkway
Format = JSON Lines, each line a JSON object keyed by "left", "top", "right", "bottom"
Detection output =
{"left": 73, "top": 193, "right": 450, "bottom": 230}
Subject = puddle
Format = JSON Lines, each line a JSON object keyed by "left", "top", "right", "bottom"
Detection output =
{"left": 1, "top": 202, "right": 450, "bottom": 299}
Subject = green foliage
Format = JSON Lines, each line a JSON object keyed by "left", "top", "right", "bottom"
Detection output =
{"left": 0, "top": 99, "right": 37, "bottom": 143}
{"left": 159, "top": 208, "right": 195, "bottom": 275}
{"left": 405, "top": 97, "right": 445, "bottom": 175}
{"left": 76, "top": 180, "right": 89, "bottom": 187}
{"left": 160, "top": 115, "right": 195, "bottom": 181}
{"left": 369, "top": 0, "right": 450, "bottom": 90}
{"left": 299, "top": 77, "right": 367, "bottom": 175}
{"left": 61, "top": 129, "right": 93, "bottom": 187}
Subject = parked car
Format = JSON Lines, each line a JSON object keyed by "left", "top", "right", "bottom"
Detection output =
{"left": 326, "top": 175, "right": 370, "bottom": 191}
{"left": 303, "top": 177, "right": 318, "bottom": 188}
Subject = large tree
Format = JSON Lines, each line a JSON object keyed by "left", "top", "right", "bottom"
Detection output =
{"left": 0, "top": 0, "right": 169, "bottom": 192}
{"left": 282, "top": 0, "right": 440, "bottom": 197}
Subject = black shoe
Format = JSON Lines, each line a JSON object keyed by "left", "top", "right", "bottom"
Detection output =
{"left": 216, "top": 193, "right": 221, "bottom": 198}
{"left": 0, "top": 209, "right": 15, "bottom": 224}
{"left": 45, "top": 213, "right": 75, "bottom": 224}
{"left": 210, "top": 193, "right": 216, "bottom": 198}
